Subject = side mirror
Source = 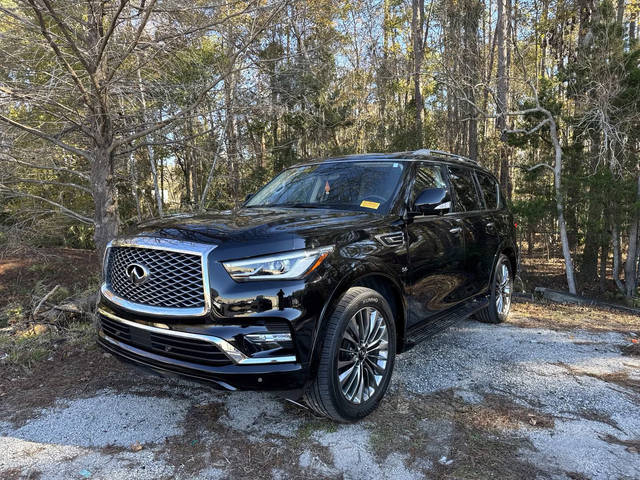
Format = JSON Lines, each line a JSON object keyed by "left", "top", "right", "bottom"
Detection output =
{"left": 244, "top": 193, "right": 254, "bottom": 202}
{"left": 414, "top": 187, "right": 451, "bottom": 215}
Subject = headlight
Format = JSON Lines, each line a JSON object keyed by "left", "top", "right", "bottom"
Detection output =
{"left": 222, "top": 246, "right": 333, "bottom": 281}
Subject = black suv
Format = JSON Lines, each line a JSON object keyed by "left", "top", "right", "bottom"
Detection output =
{"left": 97, "top": 149, "right": 517, "bottom": 421}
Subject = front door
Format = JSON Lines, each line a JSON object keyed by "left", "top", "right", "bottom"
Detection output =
{"left": 405, "top": 162, "right": 467, "bottom": 329}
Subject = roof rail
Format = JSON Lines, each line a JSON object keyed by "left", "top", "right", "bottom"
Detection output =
{"left": 412, "top": 149, "right": 478, "bottom": 165}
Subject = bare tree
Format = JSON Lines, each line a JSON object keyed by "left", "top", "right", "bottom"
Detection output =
{"left": 0, "top": 0, "right": 284, "bottom": 255}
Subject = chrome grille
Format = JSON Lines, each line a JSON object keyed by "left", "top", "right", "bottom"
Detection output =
{"left": 106, "top": 246, "right": 205, "bottom": 309}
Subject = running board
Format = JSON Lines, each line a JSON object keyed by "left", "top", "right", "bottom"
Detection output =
{"left": 405, "top": 297, "right": 488, "bottom": 347}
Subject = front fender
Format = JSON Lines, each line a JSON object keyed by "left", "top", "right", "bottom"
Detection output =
{"left": 305, "top": 259, "right": 407, "bottom": 381}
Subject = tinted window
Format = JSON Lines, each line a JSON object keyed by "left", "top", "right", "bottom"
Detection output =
{"left": 411, "top": 164, "right": 447, "bottom": 201}
{"left": 448, "top": 166, "right": 481, "bottom": 212}
{"left": 477, "top": 172, "right": 499, "bottom": 209}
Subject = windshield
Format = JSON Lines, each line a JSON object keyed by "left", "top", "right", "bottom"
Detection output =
{"left": 245, "top": 161, "right": 406, "bottom": 213}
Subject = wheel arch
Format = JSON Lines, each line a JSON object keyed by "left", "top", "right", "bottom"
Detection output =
{"left": 500, "top": 244, "right": 518, "bottom": 278}
{"left": 307, "top": 269, "right": 407, "bottom": 379}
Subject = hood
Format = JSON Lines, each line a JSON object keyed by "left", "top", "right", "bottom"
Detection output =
{"left": 128, "top": 207, "right": 389, "bottom": 259}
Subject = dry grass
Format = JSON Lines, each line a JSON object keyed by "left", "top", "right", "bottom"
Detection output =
{"left": 601, "top": 434, "right": 640, "bottom": 454}
{"left": 0, "top": 246, "right": 98, "bottom": 311}
{"left": 509, "top": 300, "right": 640, "bottom": 333}
{"left": 519, "top": 246, "right": 640, "bottom": 303}
{"left": 584, "top": 371, "right": 640, "bottom": 395}
{"left": 367, "top": 390, "right": 549, "bottom": 480}
{"left": 0, "top": 247, "right": 98, "bottom": 371}
{"left": 157, "top": 401, "right": 337, "bottom": 479}
{"left": 621, "top": 343, "right": 640, "bottom": 357}
{"left": 554, "top": 362, "right": 640, "bottom": 396}
{"left": 0, "top": 320, "right": 95, "bottom": 371}
{"left": 519, "top": 252, "right": 568, "bottom": 293}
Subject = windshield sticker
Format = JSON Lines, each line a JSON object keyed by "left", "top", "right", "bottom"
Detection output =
{"left": 360, "top": 200, "right": 380, "bottom": 210}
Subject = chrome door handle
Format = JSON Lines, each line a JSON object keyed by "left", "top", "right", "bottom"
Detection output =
{"left": 449, "top": 227, "right": 462, "bottom": 234}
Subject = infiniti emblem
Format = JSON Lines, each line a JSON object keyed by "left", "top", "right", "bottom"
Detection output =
{"left": 125, "top": 263, "right": 150, "bottom": 285}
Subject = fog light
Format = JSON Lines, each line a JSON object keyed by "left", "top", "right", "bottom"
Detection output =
{"left": 244, "top": 333, "right": 292, "bottom": 343}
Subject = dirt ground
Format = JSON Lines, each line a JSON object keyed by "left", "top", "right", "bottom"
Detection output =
{"left": 0, "top": 246, "right": 98, "bottom": 311}
{"left": 1, "top": 300, "right": 638, "bottom": 480}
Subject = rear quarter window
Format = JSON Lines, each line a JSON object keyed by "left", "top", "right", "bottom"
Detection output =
{"left": 448, "top": 166, "right": 482, "bottom": 212}
{"left": 476, "top": 172, "right": 500, "bottom": 210}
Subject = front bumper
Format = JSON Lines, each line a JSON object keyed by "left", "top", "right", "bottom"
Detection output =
{"left": 96, "top": 308, "right": 307, "bottom": 391}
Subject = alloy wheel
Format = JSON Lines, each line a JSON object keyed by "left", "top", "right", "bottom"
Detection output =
{"left": 336, "top": 307, "right": 389, "bottom": 405}
{"left": 495, "top": 262, "right": 512, "bottom": 316}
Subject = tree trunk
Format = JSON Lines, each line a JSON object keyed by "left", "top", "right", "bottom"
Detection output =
{"left": 92, "top": 146, "right": 119, "bottom": 258}
{"left": 624, "top": 173, "right": 640, "bottom": 297}
{"left": 581, "top": 199, "right": 602, "bottom": 282}
{"left": 496, "top": 0, "right": 511, "bottom": 197}
{"left": 616, "top": 0, "right": 625, "bottom": 25}
{"left": 129, "top": 152, "right": 142, "bottom": 222}
{"left": 548, "top": 115, "right": 577, "bottom": 294}
{"left": 612, "top": 221, "right": 625, "bottom": 293}
{"left": 540, "top": 0, "right": 549, "bottom": 77}
{"left": 599, "top": 242, "right": 608, "bottom": 292}
{"left": 137, "top": 67, "right": 163, "bottom": 217}
{"left": 411, "top": 0, "right": 425, "bottom": 145}
{"left": 463, "top": 0, "right": 481, "bottom": 161}
{"left": 580, "top": 130, "right": 602, "bottom": 282}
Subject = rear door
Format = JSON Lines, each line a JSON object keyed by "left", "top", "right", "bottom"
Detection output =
{"left": 446, "top": 165, "right": 490, "bottom": 298}
{"left": 475, "top": 171, "right": 510, "bottom": 290}
{"left": 405, "top": 162, "right": 467, "bottom": 328}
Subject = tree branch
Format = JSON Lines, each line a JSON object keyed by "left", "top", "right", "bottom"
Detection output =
{"left": 0, "top": 155, "right": 90, "bottom": 181}
{"left": 0, "top": 186, "right": 93, "bottom": 224}
{"left": 95, "top": 0, "right": 128, "bottom": 66}
{"left": 524, "top": 163, "right": 554, "bottom": 173}
{"left": 25, "top": 0, "right": 94, "bottom": 111}
{"left": 105, "top": 0, "right": 158, "bottom": 84}
{"left": 2, "top": 178, "right": 92, "bottom": 194}
{"left": 0, "top": 115, "right": 90, "bottom": 160}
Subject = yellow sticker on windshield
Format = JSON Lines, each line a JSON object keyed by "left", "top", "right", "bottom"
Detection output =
{"left": 360, "top": 200, "right": 380, "bottom": 210}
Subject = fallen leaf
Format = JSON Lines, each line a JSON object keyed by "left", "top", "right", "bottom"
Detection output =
{"left": 529, "top": 418, "right": 537, "bottom": 426}
{"left": 131, "top": 442, "right": 143, "bottom": 452}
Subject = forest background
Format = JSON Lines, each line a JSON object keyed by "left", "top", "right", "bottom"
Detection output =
{"left": 1, "top": 0, "right": 639, "bottom": 302}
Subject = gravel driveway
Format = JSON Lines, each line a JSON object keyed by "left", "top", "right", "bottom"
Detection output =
{"left": 1, "top": 303, "right": 639, "bottom": 479}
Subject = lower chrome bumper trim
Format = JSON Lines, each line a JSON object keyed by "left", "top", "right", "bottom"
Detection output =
{"left": 97, "top": 308, "right": 296, "bottom": 365}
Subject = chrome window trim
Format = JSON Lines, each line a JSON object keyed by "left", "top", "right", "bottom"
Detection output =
{"left": 98, "top": 309, "right": 297, "bottom": 365}
{"left": 101, "top": 236, "right": 216, "bottom": 318}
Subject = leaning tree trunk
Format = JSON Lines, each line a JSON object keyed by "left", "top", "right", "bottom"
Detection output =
{"left": 548, "top": 115, "right": 577, "bottom": 294}
{"left": 92, "top": 146, "right": 119, "bottom": 258}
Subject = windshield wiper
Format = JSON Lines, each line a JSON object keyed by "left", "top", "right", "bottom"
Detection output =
{"left": 252, "top": 202, "right": 331, "bottom": 209}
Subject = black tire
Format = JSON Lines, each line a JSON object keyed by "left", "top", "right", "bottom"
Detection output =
{"left": 475, "top": 254, "right": 513, "bottom": 324}
{"left": 303, "top": 287, "right": 397, "bottom": 422}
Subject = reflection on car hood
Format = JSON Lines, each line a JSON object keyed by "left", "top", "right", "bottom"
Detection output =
{"left": 128, "top": 207, "right": 387, "bottom": 255}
